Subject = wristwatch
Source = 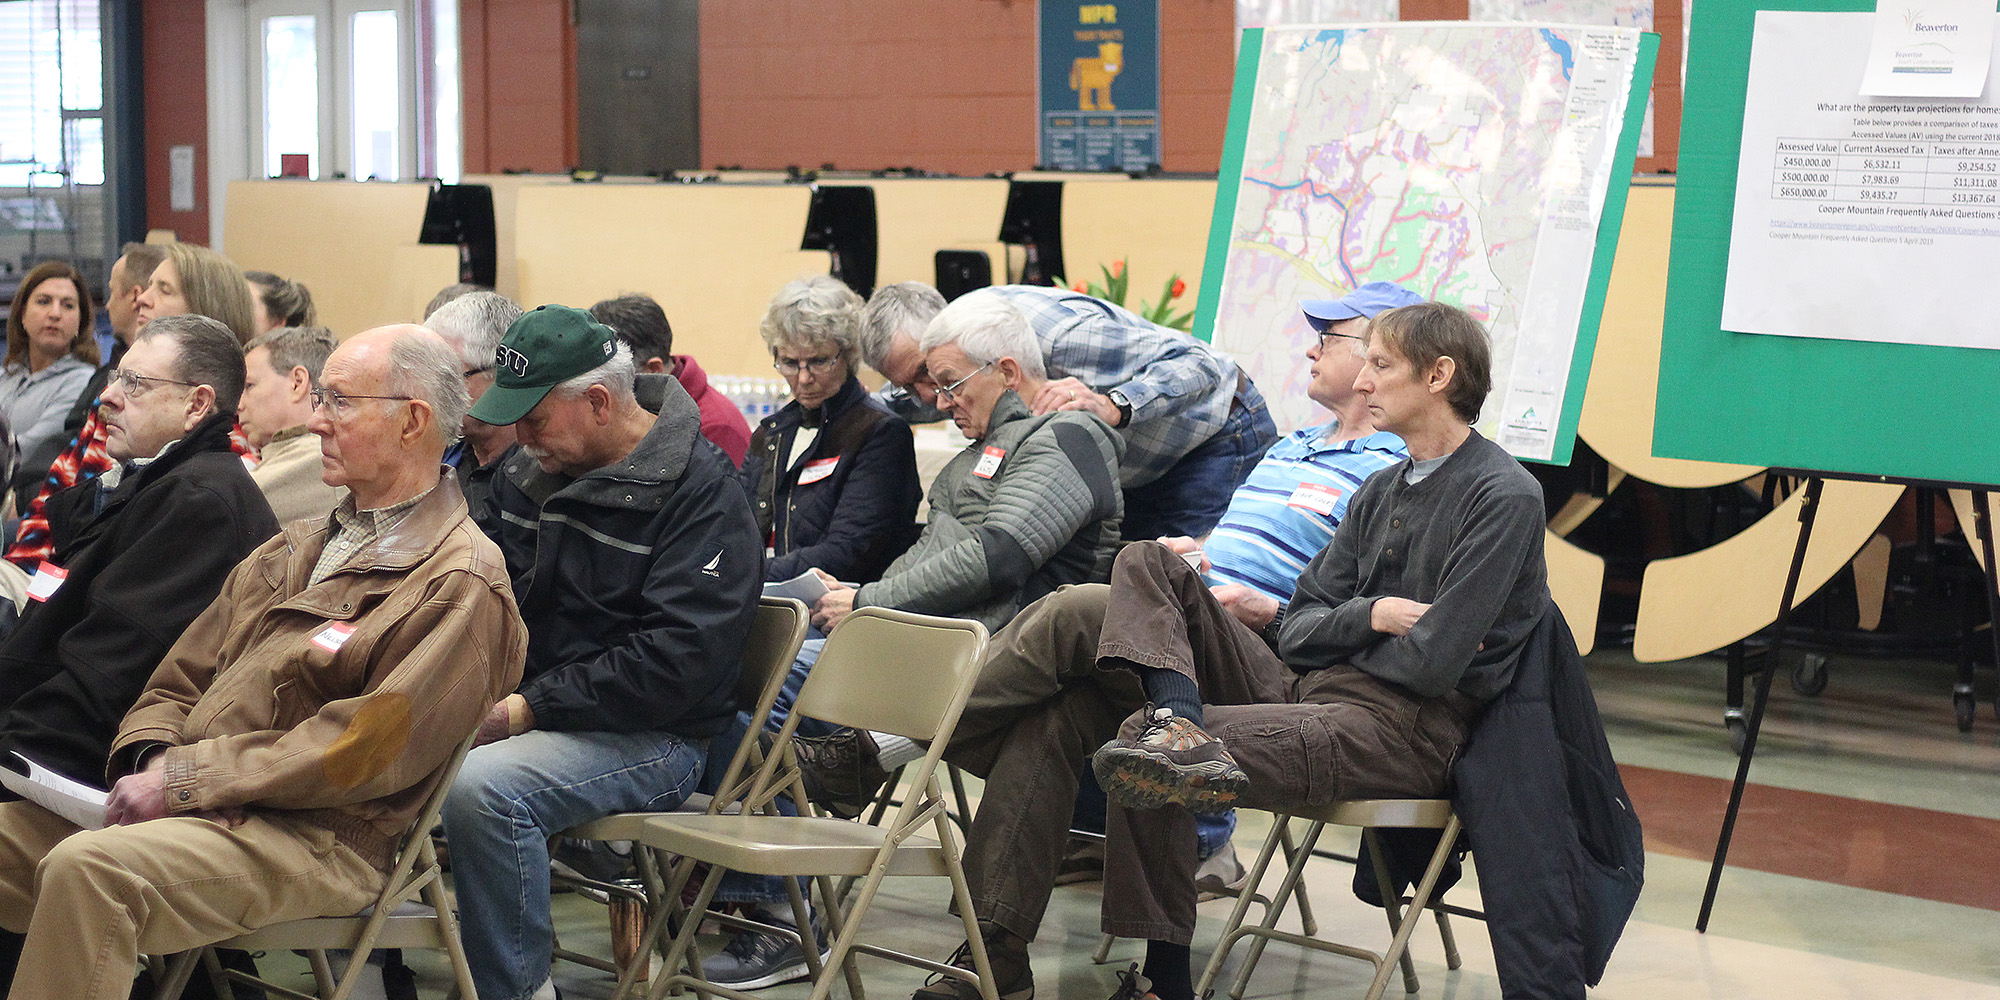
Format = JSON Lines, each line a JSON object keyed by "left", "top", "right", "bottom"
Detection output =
{"left": 1107, "top": 389, "right": 1134, "bottom": 426}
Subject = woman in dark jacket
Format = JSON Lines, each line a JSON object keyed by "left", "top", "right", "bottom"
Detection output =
{"left": 741, "top": 276, "right": 921, "bottom": 584}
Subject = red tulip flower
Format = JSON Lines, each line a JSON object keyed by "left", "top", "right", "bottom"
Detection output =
{"left": 1170, "top": 277, "right": 1187, "bottom": 299}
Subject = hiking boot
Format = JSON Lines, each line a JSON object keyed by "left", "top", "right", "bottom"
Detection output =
{"left": 701, "top": 908, "right": 830, "bottom": 990}
{"left": 1092, "top": 708, "right": 1248, "bottom": 814}
{"left": 1105, "top": 963, "right": 1157, "bottom": 999}
{"left": 910, "top": 934, "right": 1034, "bottom": 1000}
{"left": 791, "top": 729, "right": 891, "bottom": 819}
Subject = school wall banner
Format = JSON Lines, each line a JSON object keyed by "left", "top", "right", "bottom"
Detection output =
{"left": 1039, "top": 1, "right": 1163, "bottom": 171}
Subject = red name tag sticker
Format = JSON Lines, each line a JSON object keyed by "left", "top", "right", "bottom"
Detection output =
{"left": 311, "top": 622, "right": 357, "bottom": 654}
{"left": 25, "top": 562, "right": 65, "bottom": 603}
{"left": 798, "top": 457, "right": 839, "bottom": 485}
{"left": 1286, "top": 482, "right": 1343, "bottom": 516}
{"left": 973, "top": 446, "right": 1006, "bottom": 479}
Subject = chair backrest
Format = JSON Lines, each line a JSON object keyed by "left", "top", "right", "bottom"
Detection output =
{"left": 706, "top": 597, "right": 812, "bottom": 809}
{"left": 736, "top": 597, "right": 812, "bottom": 715}
{"left": 381, "top": 732, "right": 480, "bottom": 894}
{"left": 791, "top": 607, "right": 989, "bottom": 742}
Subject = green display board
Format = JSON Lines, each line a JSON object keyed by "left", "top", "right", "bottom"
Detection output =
{"left": 1195, "top": 25, "right": 1658, "bottom": 465}
{"left": 1658, "top": 1, "right": 2000, "bottom": 486}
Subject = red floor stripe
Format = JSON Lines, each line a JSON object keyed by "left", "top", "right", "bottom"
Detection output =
{"left": 1619, "top": 764, "right": 2000, "bottom": 912}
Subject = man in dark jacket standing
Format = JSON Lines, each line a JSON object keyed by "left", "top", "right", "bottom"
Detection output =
{"left": 1086, "top": 302, "right": 1550, "bottom": 1000}
{"left": 442, "top": 304, "right": 761, "bottom": 1000}
{"left": 0, "top": 313, "right": 277, "bottom": 789}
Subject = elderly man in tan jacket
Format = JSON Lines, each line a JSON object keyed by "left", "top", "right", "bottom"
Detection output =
{"left": 240, "top": 324, "right": 346, "bottom": 524}
{"left": 0, "top": 325, "right": 527, "bottom": 1000}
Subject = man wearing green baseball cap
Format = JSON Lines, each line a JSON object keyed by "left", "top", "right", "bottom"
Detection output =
{"left": 444, "top": 304, "right": 763, "bottom": 1000}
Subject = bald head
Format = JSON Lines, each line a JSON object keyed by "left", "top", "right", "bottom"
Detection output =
{"left": 311, "top": 325, "right": 471, "bottom": 508}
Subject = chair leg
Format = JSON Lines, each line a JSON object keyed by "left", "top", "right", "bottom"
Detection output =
{"left": 427, "top": 865, "right": 481, "bottom": 1000}
{"left": 201, "top": 948, "right": 233, "bottom": 1000}
{"left": 645, "top": 862, "right": 729, "bottom": 1000}
{"left": 149, "top": 949, "right": 202, "bottom": 1000}
{"left": 1232, "top": 818, "right": 1326, "bottom": 1000}
{"left": 308, "top": 950, "right": 339, "bottom": 999}
{"left": 1435, "top": 910, "right": 1461, "bottom": 969}
{"left": 936, "top": 808, "right": 1000, "bottom": 1000}
{"left": 1363, "top": 829, "right": 1422, "bottom": 995}
{"left": 782, "top": 874, "right": 828, "bottom": 982}
{"left": 1276, "top": 820, "right": 1318, "bottom": 937}
{"left": 1361, "top": 816, "right": 1461, "bottom": 1000}
{"left": 1195, "top": 813, "right": 1294, "bottom": 999}
{"left": 1092, "top": 932, "right": 1117, "bottom": 964}
{"left": 814, "top": 873, "right": 868, "bottom": 1000}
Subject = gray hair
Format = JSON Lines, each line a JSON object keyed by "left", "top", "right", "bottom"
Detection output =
{"left": 424, "top": 291, "right": 522, "bottom": 372}
{"left": 246, "top": 325, "right": 338, "bottom": 383}
{"left": 551, "top": 340, "right": 637, "bottom": 403}
{"left": 860, "top": 281, "right": 945, "bottom": 372}
{"left": 136, "top": 314, "right": 247, "bottom": 413}
{"left": 383, "top": 330, "right": 472, "bottom": 446}
{"left": 918, "top": 292, "right": 1046, "bottom": 380}
{"left": 760, "top": 276, "right": 864, "bottom": 369}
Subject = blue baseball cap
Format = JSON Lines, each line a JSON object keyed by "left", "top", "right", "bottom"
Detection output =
{"left": 1300, "top": 281, "right": 1426, "bottom": 332}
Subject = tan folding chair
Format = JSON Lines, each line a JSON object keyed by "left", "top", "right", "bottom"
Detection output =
{"left": 613, "top": 607, "right": 994, "bottom": 1000}
{"left": 1197, "top": 799, "right": 1471, "bottom": 1000}
{"left": 148, "top": 734, "right": 482, "bottom": 1000}
{"left": 550, "top": 596, "right": 812, "bottom": 976}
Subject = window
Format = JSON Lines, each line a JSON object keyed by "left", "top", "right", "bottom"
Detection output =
{"left": 0, "top": 0, "right": 103, "bottom": 188}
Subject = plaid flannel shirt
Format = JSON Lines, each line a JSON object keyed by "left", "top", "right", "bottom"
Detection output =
{"left": 979, "top": 286, "right": 1242, "bottom": 488}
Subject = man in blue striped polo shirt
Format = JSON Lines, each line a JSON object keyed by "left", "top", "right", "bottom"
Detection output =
{"left": 796, "top": 282, "right": 1419, "bottom": 1000}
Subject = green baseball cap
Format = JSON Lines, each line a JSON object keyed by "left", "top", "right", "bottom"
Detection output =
{"left": 468, "top": 304, "right": 620, "bottom": 425}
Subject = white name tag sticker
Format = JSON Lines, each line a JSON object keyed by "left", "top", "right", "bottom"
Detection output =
{"left": 25, "top": 562, "right": 65, "bottom": 603}
{"left": 973, "top": 446, "right": 1006, "bottom": 479}
{"left": 1287, "top": 482, "right": 1343, "bottom": 516}
{"left": 798, "top": 456, "right": 839, "bottom": 485}
{"left": 311, "top": 622, "right": 356, "bottom": 654}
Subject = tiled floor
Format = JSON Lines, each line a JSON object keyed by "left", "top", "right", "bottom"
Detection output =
{"left": 274, "top": 646, "right": 2000, "bottom": 999}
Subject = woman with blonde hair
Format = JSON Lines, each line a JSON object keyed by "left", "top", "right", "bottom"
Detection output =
{"left": 7, "top": 243, "right": 259, "bottom": 566}
{"left": 136, "top": 242, "right": 257, "bottom": 344}
{"left": 0, "top": 261, "right": 98, "bottom": 469}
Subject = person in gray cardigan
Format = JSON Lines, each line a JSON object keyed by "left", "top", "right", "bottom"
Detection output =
{"left": 1087, "top": 301, "right": 1550, "bottom": 1000}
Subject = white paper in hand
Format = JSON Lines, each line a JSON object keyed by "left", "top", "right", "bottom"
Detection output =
{"left": 0, "top": 751, "right": 108, "bottom": 830}
{"left": 762, "top": 570, "right": 832, "bottom": 605}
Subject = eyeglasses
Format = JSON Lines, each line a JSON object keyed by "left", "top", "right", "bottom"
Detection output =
{"left": 773, "top": 354, "right": 841, "bottom": 376}
{"left": 311, "top": 386, "right": 415, "bottom": 416}
{"left": 934, "top": 362, "right": 993, "bottom": 404}
{"left": 1317, "top": 330, "right": 1365, "bottom": 350}
{"left": 109, "top": 369, "right": 199, "bottom": 398}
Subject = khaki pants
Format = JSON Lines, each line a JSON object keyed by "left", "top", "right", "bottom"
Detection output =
{"left": 0, "top": 801, "right": 382, "bottom": 1000}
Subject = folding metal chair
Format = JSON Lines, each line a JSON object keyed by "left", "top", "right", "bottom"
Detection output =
{"left": 149, "top": 734, "right": 482, "bottom": 1000}
{"left": 613, "top": 607, "right": 994, "bottom": 1000}
{"left": 1197, "top": 798, "right": 1472, "bottom": 1000}
{"left": 551, "top": 596, "right": 812, "bottom": 976}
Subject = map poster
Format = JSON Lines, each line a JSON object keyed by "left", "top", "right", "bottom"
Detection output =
{"left": 1722, "top": 11, "right": 2000, "bottom": 350}
{"left": 1199, "top": 24, "right": 1656, "bottom": 462}
{"left": 1039, "top": 1, "right": 1162, "bottom": 172}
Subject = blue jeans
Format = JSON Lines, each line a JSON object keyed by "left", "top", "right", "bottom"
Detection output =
{"left": 1120, "top": 385, "right": 1279, "bottom": 541}
{"left": 442, "top": 729, "right": 707, "bottom": 1000}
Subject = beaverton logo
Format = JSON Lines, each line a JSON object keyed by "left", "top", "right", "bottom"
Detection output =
{"left": 1904, "top": 8, "right": 1960, "bottom": 32}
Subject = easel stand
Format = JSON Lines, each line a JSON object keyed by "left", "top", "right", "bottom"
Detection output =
{"left": 1696, "top": 472, "right": 2000, "bottom": 932}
